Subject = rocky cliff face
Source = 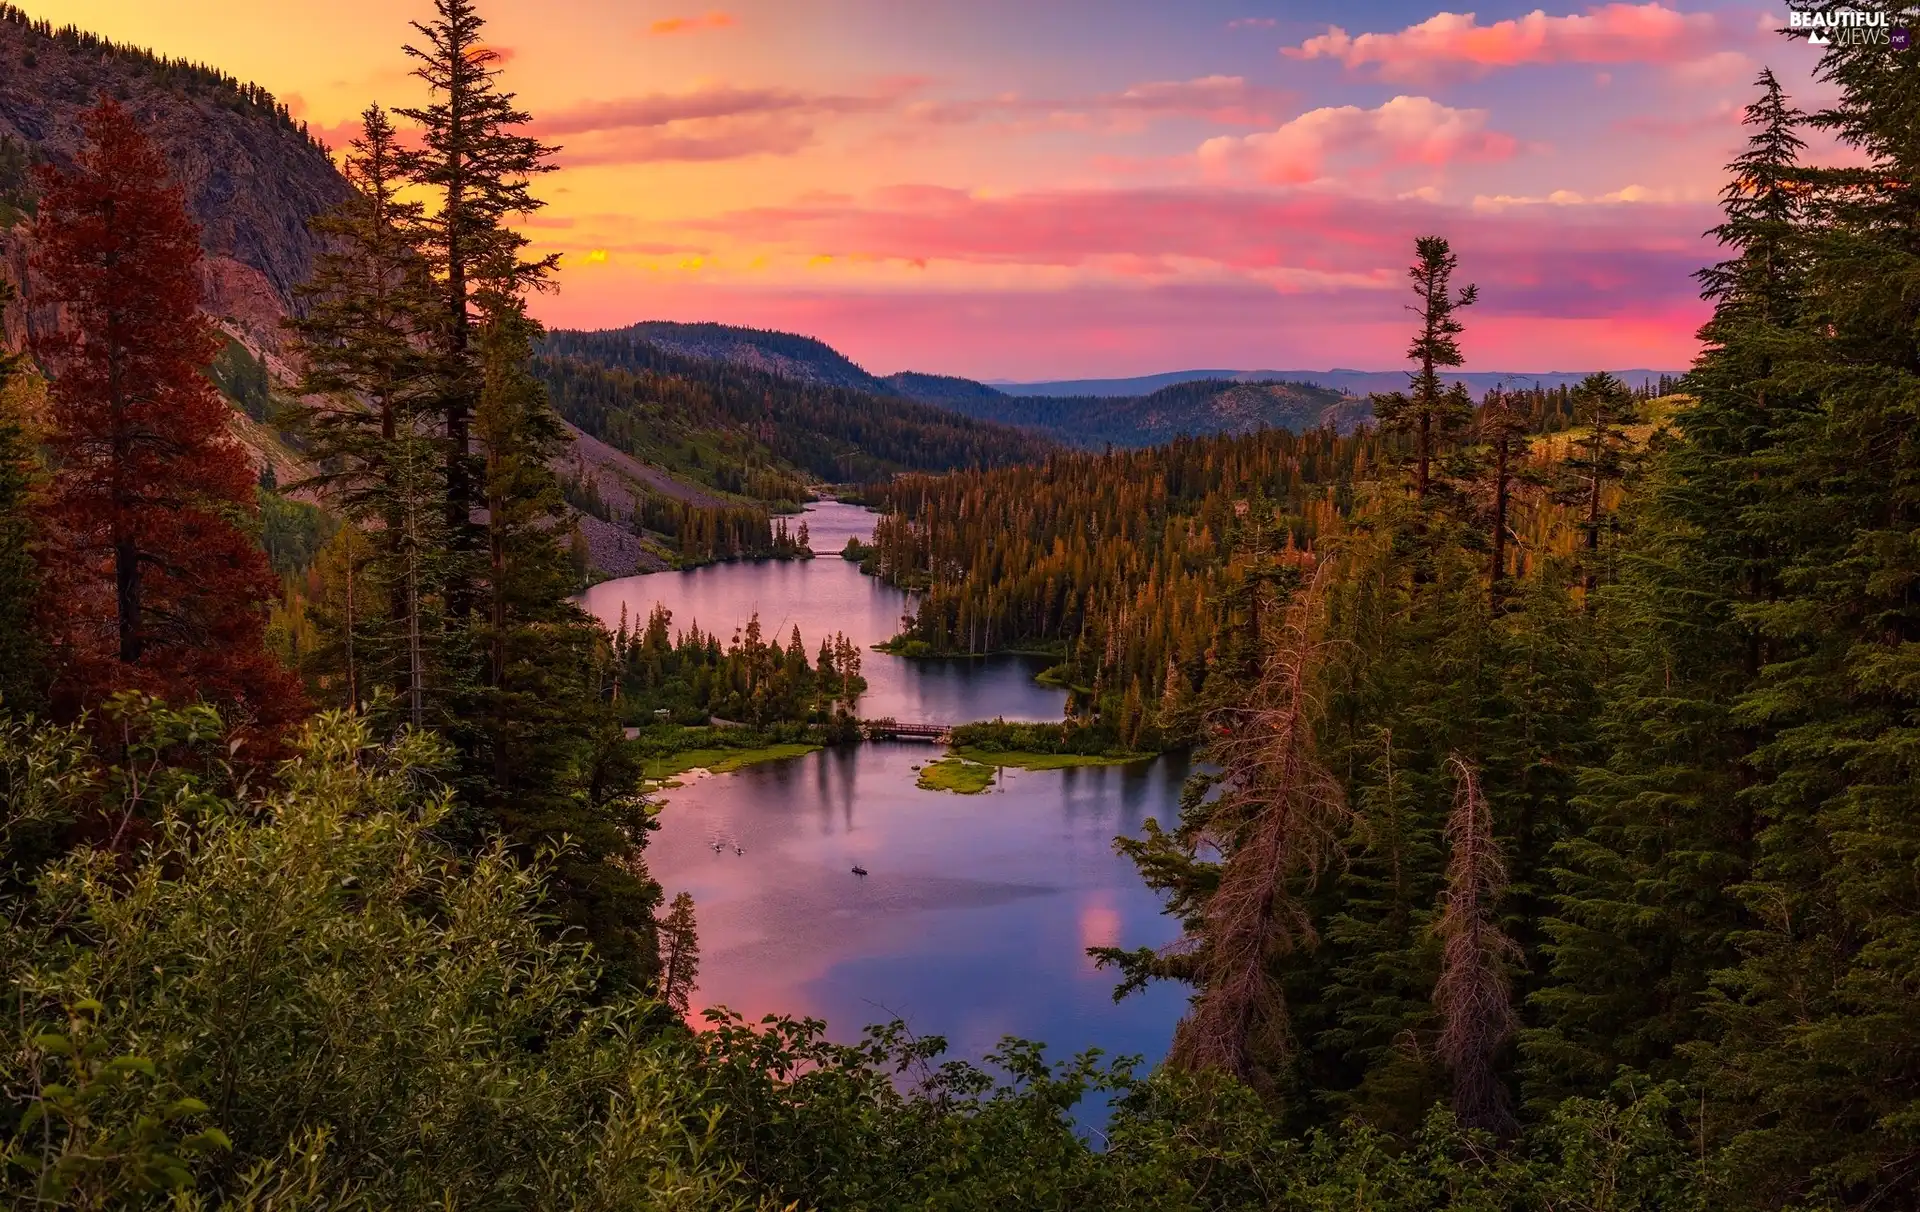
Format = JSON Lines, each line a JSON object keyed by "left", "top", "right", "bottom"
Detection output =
{"left": 0, "top": 10, "right": 718, "bottom": 580}
{"left": 0, "top": 7, "right": 351, "bottom": 357}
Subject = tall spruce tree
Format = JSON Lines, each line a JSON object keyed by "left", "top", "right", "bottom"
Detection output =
{"left": 398, "top": 0, "right": 559, "bottom": 621}
{"left": 451, "top": 280, "right": 661, "bottom": 987}
{"left": 1476, "top": 387, "right": 1530, "bottom": 612}
{"left": 290, "top": 105, "right": 445, "bottom": 725}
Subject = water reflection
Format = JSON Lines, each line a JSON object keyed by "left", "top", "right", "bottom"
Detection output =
{"left": 652, "top": 743, "right": 1189, "bottom": 1072}
{"left": 579, "top": 500, "right": 1187, "bottom": 1092}
{"left": 579, "top": 501, "right": 1067, "bottom": 724}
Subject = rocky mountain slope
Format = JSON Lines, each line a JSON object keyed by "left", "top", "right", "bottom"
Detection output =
{"left": 0, "top": 6, "right": 350, "bottom": 360}
{"left": 0, "top": 13, "right": 779, "bottom": 578}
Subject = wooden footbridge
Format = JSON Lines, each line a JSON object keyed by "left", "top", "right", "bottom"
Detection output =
{"left": 860, "top": 720, "right": 952, "bottom": 743}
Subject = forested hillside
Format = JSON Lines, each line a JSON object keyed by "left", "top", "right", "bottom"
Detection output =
{"left": 572, "top": 325, "right": 1373, "bottom": 450}
{"left": 609, "top": 319, "right": 886, "bottom": 390}
{"left": 538, "top": 325, "right": 1057, "bottom": 479}
{"left": 910, "top": 376, "right": 1371, "bottom": 448}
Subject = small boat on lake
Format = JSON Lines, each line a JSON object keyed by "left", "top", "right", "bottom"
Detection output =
{"left": 851, "top": 865, "right": 868, "bottom": 876}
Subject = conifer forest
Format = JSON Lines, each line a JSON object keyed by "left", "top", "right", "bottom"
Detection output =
{"left": 3, "top": 2, "right": 1920, "bottom": 1208}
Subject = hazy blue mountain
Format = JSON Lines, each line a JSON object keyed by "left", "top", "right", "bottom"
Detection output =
{"left": 900, "top": 378, "right": 1368, "bottom": 449}
{"left": 991, "top": 368, "right": 1686, "bottom": 399}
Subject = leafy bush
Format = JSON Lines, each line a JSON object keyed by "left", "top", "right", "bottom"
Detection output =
{"left": 0, "top": 705, "right": 1721, "bottom": 1209}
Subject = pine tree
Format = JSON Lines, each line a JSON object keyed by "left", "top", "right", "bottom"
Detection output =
{"left": 1527, "top": 70, "right": 1807, "bottom": 1114}
{"left": 289, "top": 104, "right": 445, "bottom": 725}
{"left": 1433, "top": 756, "right": 1520, "bottom": 1137}
{"left": 1476, "top": 387, "right": 1530, "bottom": 611}
{"left": 657, "top": 891, "right": 700, "bottom": 1017}
{"left": 1691, "top": 27, "right": 1920, "bottom": 1205}
{"left": 398, "top": 0, "right": 559, "bottom": 620}
{"left": 30, "top": 100, "right": 301, "bottom": 739}
{"left": 1370, "top": 237, "right": 1477, "bottom": 501}
{"left": 1563, "top": 373, "right": 1637, "bottom": 595}
{"left": 1166, "top": 565, "right": 1346, "bottom": 1085}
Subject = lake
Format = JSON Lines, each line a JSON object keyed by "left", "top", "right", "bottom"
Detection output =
{"left": 579, "top": 500, "right": 1188, "bottom": 1085}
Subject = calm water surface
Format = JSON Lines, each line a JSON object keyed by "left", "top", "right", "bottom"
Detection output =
{"left": 580, "top": 501, "right": 1187, "bottom": 1079}
{"left": 581, "top": 501, "right": 1062, "bottom": 724}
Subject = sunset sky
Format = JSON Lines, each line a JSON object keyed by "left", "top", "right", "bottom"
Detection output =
{"left": 48, "top": 2, "right": 1834, "bottom": 379}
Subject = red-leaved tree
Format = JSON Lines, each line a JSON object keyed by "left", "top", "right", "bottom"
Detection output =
{"left": 30, "top": 99, "right": 302, "bottom": 740}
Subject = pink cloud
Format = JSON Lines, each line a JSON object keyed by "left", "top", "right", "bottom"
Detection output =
{"left": 533, "top": 85, "right": 898, "bottom": 137}
{"left": 557, "top": 118, "right": 817, "bottom": 166}
{"left": 532, "top": 82, "right": 925, "bottom": 165}
{"left": 306, "top": 115, "right": 368, "bottom": 153}
{"left": 897, "top": 76, "right": 1292, "bottom": 132}
{"left": 679, "top": 180, "right": 1711, "bottom": 305}
{"left": 648, "top": 11, "right": 735, "bottom": 36}
{"left": 1227, "top": 17, "right": 1278, "bottom": 30}
{"left": 1285, "top": 5, "right": 1723, "bottom": 82}
{"left": 1110, "top": 75, "right": 1290, "bottom": 126}
{"left": 1197, "top": 96, "right": 1517, "bottom": 184}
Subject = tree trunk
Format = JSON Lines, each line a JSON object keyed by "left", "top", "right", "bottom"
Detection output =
{"left": 407, "top": 540, "right": 424, "bottom": 728}
{"left": 109, "top": 327, "right": 141, "bottom": 664}
{"left": 1418, "top": 409, "right": 1432, "bottom": 500}
{"left": 1490, "top": 436, "right": 1510, "bottom": 611}
{"left": 344, "top": 544, "right": 359, "bottom": 706}
{"left": 443, "top": 76, "right": 473, "bottom": 620}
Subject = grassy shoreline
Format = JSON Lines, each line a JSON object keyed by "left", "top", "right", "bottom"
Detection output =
{"left": 871, "top": 636, "right": 1066, "bottom": 661}
{"left": 950, "top": 746, "right": 1150, "bottom": 770}
{"left": 641, "top": 743, "right": 821, "bottom": 782}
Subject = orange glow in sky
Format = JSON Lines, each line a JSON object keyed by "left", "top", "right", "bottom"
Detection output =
{"left": 39, "top": 1, "right": 1826, "bottom": 379}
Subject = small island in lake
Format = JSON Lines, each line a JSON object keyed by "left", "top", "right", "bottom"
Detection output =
{"left": 917, "top": 756, "right": 997, "bottom": 794}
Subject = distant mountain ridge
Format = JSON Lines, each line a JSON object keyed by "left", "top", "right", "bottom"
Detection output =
{"left": 602, "top": 321, "right": 1376, "bottom": 448}
{"left": 923, "top": 377, "right": 1370, "bottom": 447}
{"left": 990, "top": 367, "right": 1687, "bottom": 399}
{"left": 609, "top": 322, "right": 1685, "bottom": 448}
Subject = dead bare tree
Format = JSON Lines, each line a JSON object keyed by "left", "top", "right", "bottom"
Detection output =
{"left": 1433, "top": 754, "right": 1521, "bottom": 1136}
{"left": 1167, "top": 561, "right": 1348, "bottom": 1082}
